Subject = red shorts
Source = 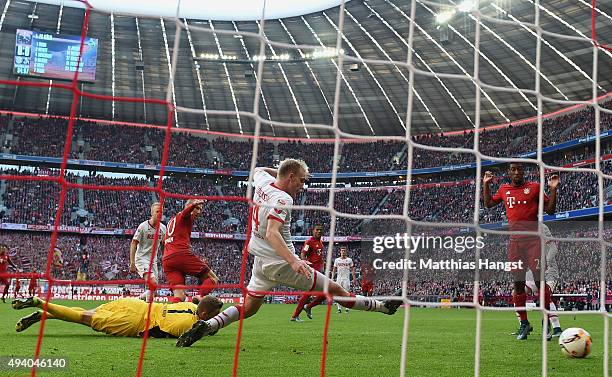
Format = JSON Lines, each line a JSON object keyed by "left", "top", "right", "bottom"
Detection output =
{"left": 162, "top": 253, "right": 211, "bottom": 287}
{"left": 508, "top": 238, "right": 542, "bottom": 274}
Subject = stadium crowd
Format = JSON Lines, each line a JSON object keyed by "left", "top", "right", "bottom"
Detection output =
{"left": 1, "top": 103, "right": 610, "bottom": 172}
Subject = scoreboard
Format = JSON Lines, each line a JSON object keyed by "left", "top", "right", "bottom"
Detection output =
{"left": 13, "top": 29, "right": 98, "bottom": 82}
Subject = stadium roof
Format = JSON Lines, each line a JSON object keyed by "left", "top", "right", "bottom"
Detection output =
{"left": 29, "top": 0, "right": 351, "bottom": 21}
{"left": 0, "top": 0, "right": 610, "bottom": 138}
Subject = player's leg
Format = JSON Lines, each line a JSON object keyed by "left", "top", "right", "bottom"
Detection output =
{"left": 12, "top": 297, "right": 90, "bottom": 325}
{"left": 291, "top": 293, "right": 311, "bottom": 321}
{"left": 1, "top": 278, "right": 9, "bottom": 302}
{"left": 549, "top": 298, "right": 562, "bottom": 336}
{"left": 138, "top": 271, "right": 157, "bottom": 303}
{"left": 196, "top": 270, "right": 218, "bottom": 298}
{"left": 184, "top": 253, "right": 218, "bottom": 299}
{"left": 166, "top": 270, "right": 187, "bottom": 303}
{"left": 304, "top": 294, "right": 325, "bottom": 318}
{"left": 163, "top": 258, "right": 187, "bottom": 302}
{"left": 267, "top": 260, "right": 400, "bottom": 314}
{"left": 16, "top": 306, "right": 87, "bottom": 332}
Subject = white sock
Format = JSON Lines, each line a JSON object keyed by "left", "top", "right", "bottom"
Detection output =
{"left": 549, "top": 302, "right": 561, "bottom": 328}
{"left": 206, "top": 305, "right": 241, "bottom": 332}
{"left": 336, "top": 302, "right": 342, "bottom": 311}
{"left": 342, "top": 295, "right": 388, "bottom": 313}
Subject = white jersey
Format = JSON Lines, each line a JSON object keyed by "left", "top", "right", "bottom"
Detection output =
{"left": 248, "top": 170, "right": 295, "bottom": 261}
{"left": 334, "top": 257, "right": 353, "bottom": 281}
{"left": 133, "top": 220, "right": 167, "bottom": 261}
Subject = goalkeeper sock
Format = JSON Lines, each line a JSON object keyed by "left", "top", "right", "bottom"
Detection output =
{"left": 340, "top": 294, "right": 388, "bottom": 313}
{"left": 38, "top": 301, "right": 83, "bottom": 323}
{"left": 207, "top": 305, "right": 242, "bottom": 332}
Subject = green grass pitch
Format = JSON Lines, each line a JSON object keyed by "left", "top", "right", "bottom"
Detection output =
{"left": 0, "top": 300, "right": 607, "bottom": 376}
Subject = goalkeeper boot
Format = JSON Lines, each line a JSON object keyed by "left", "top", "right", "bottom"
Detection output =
{"left": 290, "top": 316, "right": 304, "bottom": 322}
{"left": 516, "top": 320, "right": 532, "bottom": 340}
{"left": 176, "top": 320, "right": 212, "bottom": 347}
{"left": 12, "top": 297, "right": 41, "bottom": 310}
{"left": 304, "top": 306, "right": 313, "bottom": 320}
{"left": 383, "top": 289, "right": 403, "bottom": 315}
{"left": 16, "top": 310, "right": 42, "bottom": 332}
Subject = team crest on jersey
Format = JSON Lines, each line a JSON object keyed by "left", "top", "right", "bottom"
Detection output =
{"left": 506, "top": 191, "right": 511, "bottom": 195}
{"left": 523, "top": 188, "right": 530, "bottom": 194}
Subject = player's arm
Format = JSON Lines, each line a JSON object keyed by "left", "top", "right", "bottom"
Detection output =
{"left": 266, "top": 219, "right": 310, "bottom": 278}
{"left": 331, "top": 264, "right": 337, "bottom": 281}
{"left": 545, "top": 174, "right": 559, "bottom": 215}
{"left": 179, "top": 199, "right": 205, "bottom": 218}
{"left": 300, "top": 243, "right": 309, "bottom": 261}
{"left": 129, "top": 239, "right": 138, "bottom": 273}
{"left": 351, "top": 265, "right": 357, "bottom": 284}
{"left": 483, "top": 171, "right": 502, "bottom": 208}
{"left": 254, "top": 167, "right": 278, "bottom": 177}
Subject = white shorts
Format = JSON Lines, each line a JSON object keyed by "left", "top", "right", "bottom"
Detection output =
{"left": 246, "top": 256, "right": 326, "bottom": 298}
{"left": 135, "top": 259, "right": 159, "bottom": 281}
{"left": 336, "top": 278, "right": 350, "bottom": 291}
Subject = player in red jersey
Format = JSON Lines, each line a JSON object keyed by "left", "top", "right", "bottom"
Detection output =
{"left": 484, "top": 162, "right": 558, "bottom": 340}
{"left": 14, "top": 277, "right": 22, "bottom": 298}
{"left": 28, "top": 270, "right": 38, "bottom": 296}
{"left": 290, "top": 225, "right": 325, "bottom": 322}
{"left": 0, "top": 244, "right": 19, "bottom": 303}
{"left": 162, "top": 199, "right": 219, "bottom": 303}
{"left": 360, "top": 265, "right": 375, "bottom": 297}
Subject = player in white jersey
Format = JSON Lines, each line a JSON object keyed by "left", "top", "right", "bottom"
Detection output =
{"left": 177, "top": 159, "right": 403, "bottom": 347}
{"left": 332, "top": 246, "right": 356, "bottom": 314}
{"left": 130, "top": 202, "right": 167, "bottom": 303}
{"left": 512, "top": 224, "right": 562, "bottom": 339}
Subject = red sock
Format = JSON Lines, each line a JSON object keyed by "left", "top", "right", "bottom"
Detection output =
{"left": 292, "top": 294, "right": 311, "bottom": 318}
{"left": 198, "top": 278, "right": 217, "bottom": 297}
{"left": 513, "top": 292, "right": 527, "bottom": 321}
{"left": 169, "top": 296, "right": 184, "bottom": 303}
{"left": 306, "top": 295, "right": 326, "bottom": 310}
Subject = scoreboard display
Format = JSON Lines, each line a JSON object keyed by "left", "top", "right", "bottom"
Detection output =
{"left": 13, "top": 29, "right": 98, "bottom": 82}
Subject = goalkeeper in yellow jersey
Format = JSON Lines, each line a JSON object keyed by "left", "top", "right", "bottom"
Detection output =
{"left": 11, "top": 296, "right": 222, "bottom": 338}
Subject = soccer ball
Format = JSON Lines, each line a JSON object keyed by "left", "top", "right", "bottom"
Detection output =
{"left": 558, "top": 327, "right": 591, "bottom": 358}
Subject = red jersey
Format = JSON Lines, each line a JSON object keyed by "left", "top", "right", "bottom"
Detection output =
{"left": 361, "top": 265, "right": 375, "bottom": 285}
{"left": 492, "top": 181, "right": 548, "bottom": 239}
{"left": 28, "top": 276, "right": 37, "bottom": 289}
{"left": 0, "top": 254, "right": 11, "bottom": 273}
{"left": 163, "top": 203, "right": 197, "bottom": 260}
{"left": 302, "top": 237, "right": 324, "bottom": 272}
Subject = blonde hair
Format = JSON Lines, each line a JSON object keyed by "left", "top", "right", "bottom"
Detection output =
{"left": 278, "top": 158, "right": 309, "bottom": 178}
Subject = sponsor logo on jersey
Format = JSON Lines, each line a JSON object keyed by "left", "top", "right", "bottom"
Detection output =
{"left": 524, "top": 188, "right": 530, "bottom": 194}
